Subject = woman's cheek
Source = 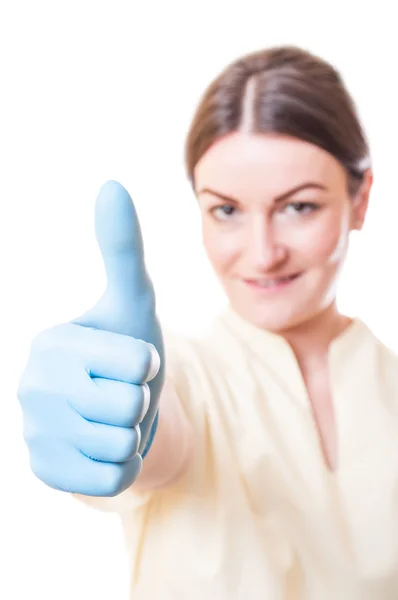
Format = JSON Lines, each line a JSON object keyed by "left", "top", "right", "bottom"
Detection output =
{"left": 203, "top": 229, "right": 241, "bottom": 271}
{"left": 297, "top": 220, "right": 349, "bottom": 265}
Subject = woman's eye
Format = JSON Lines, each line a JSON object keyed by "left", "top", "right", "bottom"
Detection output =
{"left": 211, "top": 204, "right": 237, "bottom": 220}
{"left": 284, "top": 202, "right": 319, "bottom": 215}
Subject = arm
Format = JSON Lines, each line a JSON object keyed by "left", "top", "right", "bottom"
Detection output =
{"left": 18, "top": 182, "right": 192, "bottom": 513}
{"left": 133, "top": 378, "right": 194, "bottom": 491}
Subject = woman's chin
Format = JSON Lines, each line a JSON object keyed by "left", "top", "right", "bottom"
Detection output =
{"left": 231, "top": 302, "right": 308, "bottom": 333}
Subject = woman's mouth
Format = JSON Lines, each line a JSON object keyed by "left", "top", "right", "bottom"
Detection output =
{"left": 243, "top": 273, "right": 302, "bottom": 292}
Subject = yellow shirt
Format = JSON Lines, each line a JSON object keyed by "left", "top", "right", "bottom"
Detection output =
{"left": 79, "top": 306, "right": 398, "bottom": 599}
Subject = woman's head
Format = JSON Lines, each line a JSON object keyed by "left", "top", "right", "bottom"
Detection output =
{"left": 185, "top": 45, "right": 373, "bottom": 333}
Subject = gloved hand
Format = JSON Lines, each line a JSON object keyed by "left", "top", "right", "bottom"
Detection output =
{"left": 17, "top": 181, "right": 165, "bottom": 496}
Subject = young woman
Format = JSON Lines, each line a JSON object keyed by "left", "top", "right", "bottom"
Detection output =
{"left": 18, "top": 45, "right": 398, "bottom": 599}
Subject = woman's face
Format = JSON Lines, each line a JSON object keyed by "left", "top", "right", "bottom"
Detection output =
{"left": 194, "top": 132, "right": 372, "bottom": 332}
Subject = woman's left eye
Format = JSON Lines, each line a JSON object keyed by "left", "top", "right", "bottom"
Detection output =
{"left": 285, "top": 202, "right": 319, "bottom": 215}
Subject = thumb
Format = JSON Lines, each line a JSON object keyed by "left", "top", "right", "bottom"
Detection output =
{"left": 73, "top": 180, "right": 157, "bottom": 341}
{"left": 73, "top": 181, "right": 164, "bottom": 456}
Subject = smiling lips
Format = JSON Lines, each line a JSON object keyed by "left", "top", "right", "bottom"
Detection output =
{"left": 243, "top": 273, "right": 302, "bottom": 291}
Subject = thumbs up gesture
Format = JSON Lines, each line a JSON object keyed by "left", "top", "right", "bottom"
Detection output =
{"left": 17, "top": 181, "right": 165, "bottom": 497}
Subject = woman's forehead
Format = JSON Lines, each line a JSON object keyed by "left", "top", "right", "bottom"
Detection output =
{"left": 194, "top": 132, "right": 347, "bottom": 198}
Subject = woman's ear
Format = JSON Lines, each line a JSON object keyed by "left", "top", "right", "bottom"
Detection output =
{"left": 351, "top": 168, "right": 373, "bottom": 231}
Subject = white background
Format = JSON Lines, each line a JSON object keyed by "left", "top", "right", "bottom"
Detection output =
{"left": 1, "top": 1, "right": 397, "bottom": 598}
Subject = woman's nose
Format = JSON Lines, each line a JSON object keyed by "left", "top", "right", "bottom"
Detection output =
{"left": 245, "top": 217, "right": 287, "bottom": 271}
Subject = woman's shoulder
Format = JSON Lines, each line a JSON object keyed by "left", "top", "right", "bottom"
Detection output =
{"left": 350, "top": 317, "right": 398, "bottom": 371}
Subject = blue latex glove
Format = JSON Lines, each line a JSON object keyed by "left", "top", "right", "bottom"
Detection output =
{"left": 17, "top": 181, "right": 165, "bottom": 496}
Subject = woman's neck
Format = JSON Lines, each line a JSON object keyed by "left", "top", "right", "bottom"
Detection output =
{"left": 281, "top": 304, "right": 352, "bottom": 371}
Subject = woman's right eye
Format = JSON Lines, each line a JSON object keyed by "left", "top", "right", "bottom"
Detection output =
{"left": 211, "top": 204, "right": 236, "bottom": 220}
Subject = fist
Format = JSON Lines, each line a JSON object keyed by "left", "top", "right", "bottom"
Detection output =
{"left": 17, "top": 181, "right": 165, "bottom": 496}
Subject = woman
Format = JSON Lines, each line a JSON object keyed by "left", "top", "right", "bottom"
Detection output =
{"left": 18, "top": 45, "right": 398, "bottom": 599}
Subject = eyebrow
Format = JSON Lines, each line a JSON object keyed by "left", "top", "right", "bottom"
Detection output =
{"left": 197, "top": 182, "right": 328, "bottom": 204}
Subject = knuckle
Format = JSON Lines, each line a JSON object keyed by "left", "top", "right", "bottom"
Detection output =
{"left": 16, "top": 376, "right": 31, "bottom": 402}
{"left": 125, "top": 383, "right": 150, "bottom": 425}
{"left": 127, "top": 339, "right": 156, "bottom": 382}
{"left": 22, "top": 419, "right": 40, "bottom": 445}
{"left": 31, "top": 327, "right": 57, "bottom": 354}
{"left": 101, "top": 465, "right": 127, "bottom": 497}
{"left": 101, "top": 456, "right": 142, "bottom": 496}
{"left": 17, "top": 374, "right": 45, "bottom": 406}
{"left": 145, "top": 344, "right": 160, "bottom": 382}
{"left": 132, "top": 424, "right": 141, "bottom": 455}
{"left": 137, "top": 383, "right": 151, "bottom": 423}
{"left": 139, "top": 384, "right": 151, "bottom": 421}
{"left": 31, "top": 323, "right": 73, "bottom": 357}
{"left": 116, "top": 426, "right": 140, "bottom": 461}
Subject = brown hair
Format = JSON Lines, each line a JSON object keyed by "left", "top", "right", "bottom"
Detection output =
{"left": 185, "top": 45, "right": 370, "bottom": 197}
